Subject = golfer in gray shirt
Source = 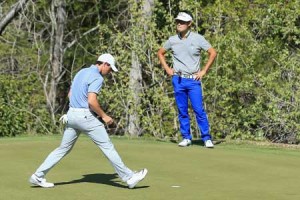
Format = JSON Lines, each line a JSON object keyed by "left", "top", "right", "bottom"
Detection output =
{"left": 158, "top": 10, "right": 217, "bottom": 148}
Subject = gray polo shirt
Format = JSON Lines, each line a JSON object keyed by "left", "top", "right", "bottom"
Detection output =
{"left": 163, "top": 31, "right": 211, "bottom": 75}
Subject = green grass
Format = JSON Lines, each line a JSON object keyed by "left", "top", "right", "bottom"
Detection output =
{"left": 0, "top": 136, "right": 300, "bottom": 200}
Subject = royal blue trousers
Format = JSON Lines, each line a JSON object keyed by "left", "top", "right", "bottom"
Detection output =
{"left": 172, "top": 75, "right": 211, "bottom": 141}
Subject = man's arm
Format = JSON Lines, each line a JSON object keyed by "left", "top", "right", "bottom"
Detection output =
{"left": 195, "top": 47, "right": 217, "bottom": 80}
{"left": 88, "top": 92, "right": 113, "bottom": 124}
{"left": 157, "top": 47, "right": 174, "bottom": 76}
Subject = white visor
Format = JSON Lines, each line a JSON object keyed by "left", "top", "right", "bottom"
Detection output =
{"left": 175, "top": 12, "right": 193, "bottom": 22}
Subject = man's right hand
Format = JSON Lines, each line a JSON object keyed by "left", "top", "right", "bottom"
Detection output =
{"left": 158, "top": 47, "right": 174, "bottom": 77}
{"left": 166, "top": 68, "right": 174, "bottom": 76}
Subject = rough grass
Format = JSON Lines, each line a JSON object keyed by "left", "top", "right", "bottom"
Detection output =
{"left": 0, "top": 135, "right": 300, "bottom": 200}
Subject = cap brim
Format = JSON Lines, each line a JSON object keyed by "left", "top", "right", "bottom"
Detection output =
{"left": 111, "top": 65, "right": 118, "bottom": 72}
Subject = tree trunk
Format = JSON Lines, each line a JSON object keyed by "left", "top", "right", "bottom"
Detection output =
{"left": 0, "top": 0, "right": 29, "bottom": 35}
{"left": 128, "top": 51, "right": 142, "bottom": 136}
{"left": 128, "top": 0, "right": 154, "bottom": 136}
{"left": 46, "top": 0, "right": 66, "bottom": 123}
{"left": 142, "top": 0, "right": 154, "bottom": 32}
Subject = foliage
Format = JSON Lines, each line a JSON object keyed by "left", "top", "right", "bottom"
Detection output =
{"left": 202, "top": 0, "right": 300, "bottom": 143}
{"left": 0, "top": 0, "right": 299, "bottom": 143}
{"left": 0, "top": 73, "right": 57, "bottom": 136}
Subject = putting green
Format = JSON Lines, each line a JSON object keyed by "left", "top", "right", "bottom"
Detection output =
{"left": 0, "top": 136, "right": 299, "bottom": 200}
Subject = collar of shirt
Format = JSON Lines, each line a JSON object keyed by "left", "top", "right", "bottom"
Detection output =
{"left": 178, "top": 30, "right": 191, "bottom": 40}
{"left": 90, "top": 64, "right": 104, "bottom": 78}
{"left": 90, "top": 64, "right": 100, "bottom": 73}
{"left": 90, "top": 64, "right": 97, "bottom": 69}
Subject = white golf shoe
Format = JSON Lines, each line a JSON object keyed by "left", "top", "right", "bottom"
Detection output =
{"left": 127, "top": 169, "right": 148, "bottom": 189}
{"left": 178, "top": 139, "right": 191, "bottom": 147}
{"left": 29, "top": 174, "right": 54, "bottom": 188}
{"left": 204, "top": 140, "right": 214, "bottom": 148}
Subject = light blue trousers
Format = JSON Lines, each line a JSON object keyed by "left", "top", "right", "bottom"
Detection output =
{"left": 34, "top": 108, "right": 134, "bottom": 182}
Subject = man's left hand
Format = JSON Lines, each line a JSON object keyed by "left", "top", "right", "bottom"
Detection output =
{"left": 59, "top": 114, "right": 68, "bottom": 124}
{"left": 194, "top": 70, "right": 206, "bottom": 80}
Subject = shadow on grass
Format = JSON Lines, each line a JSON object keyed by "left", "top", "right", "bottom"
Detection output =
{"left": 54, "top": 173, "right": 149, "bottom": 189}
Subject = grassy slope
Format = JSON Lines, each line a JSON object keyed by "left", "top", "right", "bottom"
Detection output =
{"left": 0, "top": 136, "right": 299, "bottom": 200}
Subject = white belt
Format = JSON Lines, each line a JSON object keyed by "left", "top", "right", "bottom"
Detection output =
{"left": 175, "top": 73, "right": 196, "bottom": 79}
{"left": 69, "top": 107, "right": 90, "bottom": 112}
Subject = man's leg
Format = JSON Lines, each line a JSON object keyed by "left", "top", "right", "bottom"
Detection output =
{"left": 86, "top": 123, "right": 134, "bottom": 182}
{"left": 172, "top": 76, "right": 191, "bottom": 140}
{"left": 188, "top": 80, "right": 211, "bottom": 141}
{"left": 34, "top": 127, "right": 79, "bottom": 178}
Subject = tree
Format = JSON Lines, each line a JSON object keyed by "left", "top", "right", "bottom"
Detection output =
{"left": 45, "top": 0, "right": 66, "bottom": 123}
{"left": 0, "top": 0, "right": 30, "bottom": 35}
{"left": 0, "top": 0, "right": 299, "bottom": 143}
{"left": 128, "top": 0, "right": 154, "bottom": 136}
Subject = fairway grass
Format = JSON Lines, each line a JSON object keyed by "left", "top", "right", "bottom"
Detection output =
{"left": 0, "top": 136, "right": 299, "bottom": 200}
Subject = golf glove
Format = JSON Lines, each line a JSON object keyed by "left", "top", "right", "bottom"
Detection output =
{"left": 59, "top": 114, "right": 68, "bottom": 124}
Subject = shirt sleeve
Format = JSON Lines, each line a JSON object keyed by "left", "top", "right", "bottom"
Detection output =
{"left": 198, "top": 35, "right": 212, "bottom": 51}
{"left": 163, "top": 39, "right": 172, "bottom": 50}
{"left": 88, "top": 77, "right": 103, "bottom": 94}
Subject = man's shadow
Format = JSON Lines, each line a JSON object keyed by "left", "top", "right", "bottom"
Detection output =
{"left": 54, "top": 173, "right": 149, "bottom": 189}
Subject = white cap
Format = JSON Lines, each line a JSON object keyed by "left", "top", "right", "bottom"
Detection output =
{"left": 175, "top": 12, "right": 193, "bottom": 22}
{"left": 97, "top": 53, "right": 118, "bottom": 72}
